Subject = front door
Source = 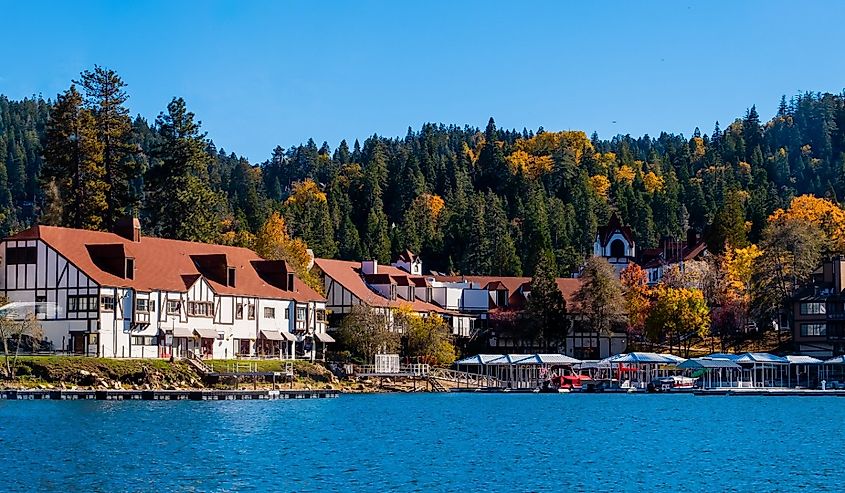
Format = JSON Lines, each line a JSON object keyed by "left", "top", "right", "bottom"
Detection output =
{"left": 201, "top": 338, "right": 214, "bottom": 358}
{"left": 71, "top": 333, "right": 85, "bottom": 355}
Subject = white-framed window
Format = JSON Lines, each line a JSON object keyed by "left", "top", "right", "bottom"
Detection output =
{"left": 100, "top": 295, "right": 115, "bottom": 312}
{"left": 800, "top": 303, "right": 826, "bottom": 315}
{"left": 36, "top": 296, "right": 47, "bottom": 317}
{"left": 136, "top": 298, "right": 150, "bottom": 313}
{"left": 131, "top": 335, "right": 158, "bottom": 345}
{"left": 188, "top": 301, "right": 214, "bottom": 317}
{"left": 6, "top": 246, "right": 37, "bottom": 265}
{"left": 68, "top": 295, "right": 98, "bottom": 312}
{"left": 264, "top": 307, "right": 275, "bottom": 319}
{"left": 248, "top": 304, "right": 256, "bottom": 320}
{"left": 166, "top": 300, "right": 181, "bottom": 315}
{"left": 296, "top": 306, "right": 306, "bottom": 321}
{"left": 236, "top": 303, "right": 244, "bottom": 319}
{"left": 801, "top": 323, "right": 826, "bottom": 337}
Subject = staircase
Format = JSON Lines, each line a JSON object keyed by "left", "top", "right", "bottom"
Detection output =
{"left": 185, "top": 349, "right": 213, "bottom": 376}
{"left": 427, "top": 376, "right": 448, "bottom": 392}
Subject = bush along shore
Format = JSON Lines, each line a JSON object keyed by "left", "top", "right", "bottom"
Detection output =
{"left": 0, "top": 357, "right": 416, "bottom": 393}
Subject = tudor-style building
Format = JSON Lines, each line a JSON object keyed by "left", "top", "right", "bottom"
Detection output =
{"left": 593, "top": 214, "right": 635, "bottom": 273}
{"left": 639, "top": 230, "right": 708, "bottom": 285}
{"left": 313, "top": 257, "right": 474, "bottom": 337}
{"left": 0, "top": 219, "right": 330, "bottom": 360}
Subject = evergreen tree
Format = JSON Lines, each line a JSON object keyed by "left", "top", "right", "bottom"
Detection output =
{"left": 524, "top": 251, "right": 567, "bottom": 350}
{"left": 42, "top": 85, "right": 108, "bottom": 230}
{"left": 145, "top": 98, "right": 222, "bottom": 242}
{"left": 76, "top": 66, "right": 139, "bottom": 225}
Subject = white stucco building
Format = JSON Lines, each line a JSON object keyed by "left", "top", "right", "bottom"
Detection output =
{"left": 0, "top": 219, "right": 330, "bottom": 360}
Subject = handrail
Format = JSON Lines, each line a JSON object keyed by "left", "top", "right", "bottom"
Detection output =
{"left": 186, "top": 349, "right": 213, "bottom": 374}
{"left": 429, "top": 367, "right": 502, "bottom": 387}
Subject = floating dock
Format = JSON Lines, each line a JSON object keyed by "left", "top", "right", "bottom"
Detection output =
{"left": 694, "top": 388, "right": 845, "bottom": 397}
{"left": 0, "top": 389, "right": 339, "bottom": 401}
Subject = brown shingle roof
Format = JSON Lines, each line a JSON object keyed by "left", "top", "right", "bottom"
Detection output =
{"left": 314, "top": 258, "right": 447, "bottom": 314}
{"left": 432, "top": 275, "right": 583, "bottom": 311}
{"left": 8, "top": 225, "right": 323, "bottom": 302}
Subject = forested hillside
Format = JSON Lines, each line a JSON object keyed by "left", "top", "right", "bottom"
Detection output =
{"left": 2, "top": 67, "right": 845, "bottom": 277}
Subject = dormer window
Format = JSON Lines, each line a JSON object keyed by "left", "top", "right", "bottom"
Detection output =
{"left": 125, "top": 258, "right": 135, "bottom": 279}
{"left": 227, "top": 267, "right": 236, "bottom": 287}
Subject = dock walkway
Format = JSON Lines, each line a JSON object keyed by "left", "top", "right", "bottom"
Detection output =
{"left": 0, "top": 389, "right": 339, "bottom": 400}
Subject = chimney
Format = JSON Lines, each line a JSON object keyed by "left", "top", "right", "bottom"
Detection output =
{"left": 687, "top": 228, "right": 698, "bottom": 247}
{"left": 361, "top": 260, "right": 378, "bottom": 275}
{"left": 115, "top": 217, "right": 141, "bottom": 242}
{"left": 287, "top": 272, "right": 295, "bottom": 290}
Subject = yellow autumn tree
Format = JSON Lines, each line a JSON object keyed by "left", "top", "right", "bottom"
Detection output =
{"left": 643, "top": 171, "right": 664, "bottom": 193}
{"left": 254, "top": 212, "right": 323, "bottom": 294}
{"left": 615, "top": 165, "right": 635, "bottom": 184}
{"left": 506, "top": 130, "right": 595, "bottom": 179}
{"left": 589, "top": 175, "right": 611, "bottom": 199}
{"left": 768, "top": 195, "right": 845, "bottom": 252}
{"left": 285, "top": 178, "right": 327, "bottom": 205}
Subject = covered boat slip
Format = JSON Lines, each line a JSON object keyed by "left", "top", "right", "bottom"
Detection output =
{"left": 453, "top": 351, "right": 845, "bottom": 391}
{"left": 582, "top": 352, "right": 689, "bottom": 390}
{"left": 453, "top": 353, "right": 581, "bottom": 389}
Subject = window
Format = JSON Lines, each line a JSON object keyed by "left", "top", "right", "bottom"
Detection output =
{"left": 187, "top": 301, "right": 214, "bottom": 317}
{"left": 125, "top": 258, "right": 135, "bottom": 279}
{"left": 236, "top": 303, "right": 244, "bottom": 319}
{"left": 285, "top": 308, "right": 290, "bottom": 319}
{"left": 316, "top": 309, "right": 327, "bottom": 322}
{"left": 35, "top": 295, "right": 46, "bottom": 317}
{"left": 131, "top": 335, "right": 158, "bottom": 345}
{"left": 68, "top": 295, "right": 97, "bottom": 312}
{"left": 296, "top": 306, "right": 306, "bottom": 321}
{"left": 264, "top": 307, "right": 275, "bottom": 319}
{"left": 100, "top": 296, "right": 115, "bottom": 312}
{"left": 227, "top": 267, "right": 236, "bottom": 287}
{"left": 248, "top": 304, "right": 255, "bottom": 320}
{"left": 801, "top": 323, "right": 827, "bottom": 337}
{"left": 800, "top": 303, "right": 826, "bottom": 315}
{"left": 136, "top": 298, "right": 149, "bottom": 313}
{"left": 6, "top": 246, "right": 37, "bottom": 265}
{"left": 166, "top": 300, "right": 181, "bottom": 315}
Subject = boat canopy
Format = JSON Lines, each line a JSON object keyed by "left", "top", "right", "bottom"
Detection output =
{"left": 734, "top": 352, "right": 788, "bottom": 364}
{"left": 454, "top": 353, "right": 582, "bottom": 366}
{"left": 608, "top": 352, "right": 684, "bottom": 364}
{"left": 705, "top": 353, "right": 741, "bottom": 361}
{"left": 677, "top": 358, "right": 741, "bottom": 370}
{"left": 824, "top": 355, "right": 845, "bottom": 365}
{"left": 785, "top": 355, "right": 823, "bottom": 365}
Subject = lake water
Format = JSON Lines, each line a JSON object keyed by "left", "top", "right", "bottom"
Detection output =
{"left": 0, "top": 393, "right": 840, "bottom": 492}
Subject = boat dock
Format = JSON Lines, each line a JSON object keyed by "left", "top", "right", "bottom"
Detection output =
{"left": 0, "top": 389, "right": 339, "bottom": 400}
{"left": 694, "top": 388, "right": 845, "bottom": 397}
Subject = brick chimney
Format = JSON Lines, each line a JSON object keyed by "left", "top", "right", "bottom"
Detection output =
{"left": 114, "top": 217, "right": 141, "bottom": 242}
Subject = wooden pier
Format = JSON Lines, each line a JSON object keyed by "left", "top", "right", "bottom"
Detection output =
{"left": 0, "top": 389, "right": 339, "bottom": 401}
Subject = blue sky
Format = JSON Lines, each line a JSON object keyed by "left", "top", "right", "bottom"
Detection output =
{"left": 3, "top": 1, "right": 844, "bottom": 162}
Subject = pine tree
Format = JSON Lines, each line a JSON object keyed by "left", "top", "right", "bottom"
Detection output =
{"left": 145, "top": 97, "right": 222, "bottom": 242}
{"left": 42, "top": 85, "right": 108, "bottom": 230}
{"left": 525, "top": 251, "right": 567, "bottom": 350}
{"left": 76, "top": 66, "right": 138, "bottom": 225}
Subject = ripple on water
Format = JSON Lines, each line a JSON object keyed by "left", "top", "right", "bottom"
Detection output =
{"left": 0, "top": 394, "right": 839, "bottom": 492}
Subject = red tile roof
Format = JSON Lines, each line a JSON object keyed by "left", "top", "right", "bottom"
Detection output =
{"left": 314, "top": 258, "right": 448, "bottom": 314}
{"left": 432, "top": 275, "right": 583, "bottom": 310}
{"left": 8, "top": 225, "right": 323, "bottom": 302}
